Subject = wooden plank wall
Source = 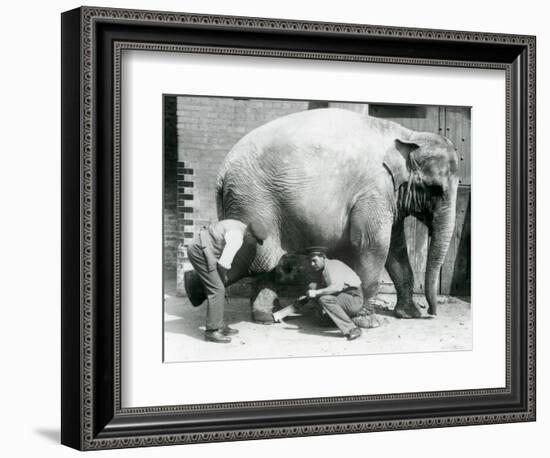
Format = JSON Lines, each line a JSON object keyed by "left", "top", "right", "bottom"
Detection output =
{"left": 368, "top": 104, "right": 471, "bottom": 297}
{"left": 440, "top": 107, "right": 471, "bottom": 296}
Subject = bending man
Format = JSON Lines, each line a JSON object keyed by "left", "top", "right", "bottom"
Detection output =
{"left": 186, "top": 219, "right": 267, "bottom": 343}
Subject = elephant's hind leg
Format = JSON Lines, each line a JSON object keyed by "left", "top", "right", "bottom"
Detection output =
{"left": 385, "top": 220, "right": 422, "bottom": 318}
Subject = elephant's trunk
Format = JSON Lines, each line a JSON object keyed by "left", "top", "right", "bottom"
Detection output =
{"left": 424, "top": 179, "right": 458, "bottom": 315}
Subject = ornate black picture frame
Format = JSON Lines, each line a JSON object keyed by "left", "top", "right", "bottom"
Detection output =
{"left": 61, "top": 6, "right": 536, "bottom": 450}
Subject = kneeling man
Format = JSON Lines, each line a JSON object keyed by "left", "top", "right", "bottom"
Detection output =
{"left": 306, "top": 247, "right": 363, "bottom": 341}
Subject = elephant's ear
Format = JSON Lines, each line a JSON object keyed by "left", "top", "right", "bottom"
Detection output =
{"left": 383, "top": 139, "right": 419, "bottom": 191}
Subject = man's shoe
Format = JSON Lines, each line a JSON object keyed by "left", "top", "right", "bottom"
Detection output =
{"left": 347, "top": 327, "right": 362, "bottom": 341}
{"left": 220, "top": 325, "right": 239, "bottom": 336}
{"left": 205, "top": 330, "right": 231, "bottom": 343}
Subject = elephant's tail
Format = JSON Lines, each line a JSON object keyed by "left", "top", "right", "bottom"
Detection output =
{"left": 215, "top": 174, "right": 225, "bottom": 220}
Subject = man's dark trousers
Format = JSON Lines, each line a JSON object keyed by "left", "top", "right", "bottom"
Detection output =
{"left": 318, "top": 287, "right": 363, "bottom": 335}
{"left": 186, "top": 241, "right": 225, "bottom": 331}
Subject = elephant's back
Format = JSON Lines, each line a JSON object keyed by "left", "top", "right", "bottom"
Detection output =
{"left": 223, "top": 108, "right": 407, "bottom": 168}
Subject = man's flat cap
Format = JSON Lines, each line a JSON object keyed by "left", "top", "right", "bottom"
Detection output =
{"left": 305, "top": 246, "right": 328, "bottom": 256}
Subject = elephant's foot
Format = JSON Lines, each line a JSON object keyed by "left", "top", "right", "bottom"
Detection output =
{"left": 251, "top": 286, "right": 279, "bottom": 324}
{"left": 352, "top": 313, "right": 381, "bottom": 329}
{"left": 394, "top": 300, "right": 422, "bottom": 319}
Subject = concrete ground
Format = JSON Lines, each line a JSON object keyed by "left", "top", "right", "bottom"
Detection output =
{"left": 163, "top": 275, "right": 472, "bottom": 363}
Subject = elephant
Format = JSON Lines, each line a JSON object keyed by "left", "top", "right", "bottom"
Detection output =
{"left": 211, "top": 107, "right": 459, "bottom": 320}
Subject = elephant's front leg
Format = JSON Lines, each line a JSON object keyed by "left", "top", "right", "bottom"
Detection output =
{"left": 385, "top": 219, "right": 422, "bottom": 318}
{"left": 353, "top": 222, "right": 392, "bottom": 328}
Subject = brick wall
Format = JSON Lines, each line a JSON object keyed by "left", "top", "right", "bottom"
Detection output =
{"left": 176, "top": 161, "right": 195, "bottom": 244}
{"left": 163, "top": 96, "right": 178, "bottom": 269}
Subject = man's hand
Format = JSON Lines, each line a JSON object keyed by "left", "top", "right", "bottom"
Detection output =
{"left": 307, "top": 289, "right": 317, "bottom": 299}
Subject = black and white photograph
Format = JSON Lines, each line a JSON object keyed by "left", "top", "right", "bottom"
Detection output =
{"left": 163, "top": 96, "right": 471, "bottom": 362}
